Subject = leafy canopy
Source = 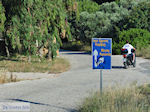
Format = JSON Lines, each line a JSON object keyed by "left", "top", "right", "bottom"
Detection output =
{"left": 3, "top": 0, "right": 72, "bottom": 58}
{"left": 0, "top": 1, "right": 6, "bottom": 33}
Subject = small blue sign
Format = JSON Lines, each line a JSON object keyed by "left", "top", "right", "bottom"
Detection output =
{"left": 92, "top": 38, "right": 112, "bottom": 69}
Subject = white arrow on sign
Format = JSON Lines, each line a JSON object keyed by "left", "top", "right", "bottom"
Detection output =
{"left": 94, "top": 50, "right": 98, "bottom": 67}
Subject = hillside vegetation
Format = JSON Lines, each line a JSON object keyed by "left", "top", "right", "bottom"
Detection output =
{"left": 0, "top": 0, "right": 150, "bottom": 58}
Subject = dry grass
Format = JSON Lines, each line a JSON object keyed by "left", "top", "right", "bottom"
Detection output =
{"left": 49, "top": 58, "right": 70, "bottom": 73}
{"left": 0, "top": 69, "right": 18, "bottom": 84}
{"left": 0, "top": 56, "right": 70, "bottom": 84}
{"left": 79, "top": 87, "right": 150, "bottom": 112}
{"left": 136, "top": 45, "right": 150, "bottom": 59}
{"left": 81, "top": 45, "right": 91, "bottom": 52}
{"left": 0, "top": 57, "right": 70, "bottom": 73}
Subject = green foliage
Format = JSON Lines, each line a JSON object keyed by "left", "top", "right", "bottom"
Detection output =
{"left": 78, "top": 11, "right": 111, "bottom": 42}
{"left": 65, "top": 0, "right": 100, "bottom": 42}
{"left": 63, "top": 0, "right": 80, "bottom": 42}
{"left": 2, "top": 0, "right": 150, "bottom": 56}
{"left": 77, "top": 0, "right": 100, "bottom": 13}
{"left": 3, "top": 0, "right": 72, "bottom": 58}
{"left": 126, "top": 2, "right": 150, "bottom": 31}
{"left": 0, "top": 1, "right": 6, "bottom": 33}
{"left": 113, "top": 28, "right": 150, "bottom": 54}
{"left": 64, "top": 0, "right": 80, "bottom": 21}
{"left": 74, "top": 0, "right": 150, "bottom": 55}
{"left": 118, "top": 0, "right": 139, "bottom": 9}
{"left": 76, "top": 1, "right": 130, "bottom": 42}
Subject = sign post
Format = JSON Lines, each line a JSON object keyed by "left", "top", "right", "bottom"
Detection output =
{"left": 92, "top": 38, "right": 112, "bottom": 94}
{"left": 100, "top": 70, "right": 103, "bottom": 94}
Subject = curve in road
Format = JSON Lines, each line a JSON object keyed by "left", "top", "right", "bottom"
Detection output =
{"left": 0, "top": 51, "right": 150, "bottom": 112}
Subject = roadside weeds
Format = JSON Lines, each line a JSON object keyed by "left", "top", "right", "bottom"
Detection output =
{"left": 79, "top": 85, "right": 150, "bottom": 112}
{"left": 0, "top": 57, "right": 70, "bottom": 84}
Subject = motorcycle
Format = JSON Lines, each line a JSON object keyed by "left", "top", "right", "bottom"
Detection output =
{"left": 121, "top": 48, "right": 136, "bottom": 69}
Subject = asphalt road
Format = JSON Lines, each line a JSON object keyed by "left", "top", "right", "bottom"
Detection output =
{"left": 0, "top": 51, "right": 150, "bottom": 112}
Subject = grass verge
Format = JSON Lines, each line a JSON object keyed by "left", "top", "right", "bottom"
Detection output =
{"left": 0, "top": 69, "right": 19, "bottom": 84}
{"left": 49, "top": 58, "right": 70, "bottom": 74}
{"left": 79, "top": 85, "right": 150, "bottom": 112}
{"left": 0, "top": 56, "right": 70, "bottom": 84}
{"left": 136, "top": 45, "right": 150, "bottom": 59}
{"left": 0, "top": 57, "right": 70, "bottom": 73}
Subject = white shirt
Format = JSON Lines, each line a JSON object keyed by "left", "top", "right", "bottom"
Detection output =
{"left": 123, "top": 43, "right": 134, "bottom": 54}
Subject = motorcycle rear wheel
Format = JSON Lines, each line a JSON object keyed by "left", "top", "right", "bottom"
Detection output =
{"left": 133, "top": 59, "right": 136, "bottom": 67}
{"left": 124, "top": 62, "right": 128, "bottom": 69}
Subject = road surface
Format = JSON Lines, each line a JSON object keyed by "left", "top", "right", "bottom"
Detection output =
{"left": 0, "top": 51, "right": 150, "bottom": 112}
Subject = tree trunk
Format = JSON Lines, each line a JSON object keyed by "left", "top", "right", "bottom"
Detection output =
{"left": 28, "top": 55, "right": 31, "bottom": 62}
{"left": 4, "top": 38, "right": 10, "bottom": 57}
{"left": 47, "top": 46, "right": 52, "bottom": 60}
{"left": 5, "top": 46, "right": 10, "bottom": 57}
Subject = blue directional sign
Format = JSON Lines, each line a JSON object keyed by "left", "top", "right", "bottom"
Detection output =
{"left": 92, "top": 38, "right": 112, "bottom": 69}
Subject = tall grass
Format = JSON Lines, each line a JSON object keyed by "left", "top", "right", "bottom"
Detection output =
{"left": 79, "top": 87, "right": 150, "bottom": 112}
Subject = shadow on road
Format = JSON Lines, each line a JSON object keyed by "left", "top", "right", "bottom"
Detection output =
{"left": 8, "top": 99, "right": 78, "bottom": 112}
{"left": 0, "top": 57, "right": 19, "bottom": 62}
{"left": 112, "top": 66, "right": 124, "bottom": 69}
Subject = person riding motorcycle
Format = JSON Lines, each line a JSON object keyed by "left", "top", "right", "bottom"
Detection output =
{"left": 122, "top": 40, "right": 135, "bottom": 64}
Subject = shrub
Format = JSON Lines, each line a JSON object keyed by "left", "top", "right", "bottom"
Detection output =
{"left": 126, "top": 2, "right": 150, "bottom": 32}
{"left": 113, "top": 28, "right": 150, "bottom": 54}
{"left": 77, "top": 11, "right": 111, "bottom": 43}
{"left": 76, "top": 1, "right": 138, "bottom": 43}
{"left": 77, "top": 0, "right": 100, "bottom": 13}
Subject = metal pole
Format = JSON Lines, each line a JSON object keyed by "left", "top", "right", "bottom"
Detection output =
{"left": 100, "top": 70, "right": 103, "bottom": 94}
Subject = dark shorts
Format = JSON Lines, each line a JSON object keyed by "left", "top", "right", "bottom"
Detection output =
{"left": 127, "top": 54, "right": 133, "bottom": 61}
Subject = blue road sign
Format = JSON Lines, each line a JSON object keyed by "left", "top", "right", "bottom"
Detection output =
{"left": 92, "top": 38, "right": 112, "bottom": 69}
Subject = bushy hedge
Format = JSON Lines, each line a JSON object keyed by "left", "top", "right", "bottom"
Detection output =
{"left": 76, "top": 0, "right": 145, "bottom": 41}
{"left": 126, "top": 2, "right": 150, "bottom": 31}
{"left": 113, "top": 28, "right": 150, "bottom": 54}
{"left": 77, "top": 0, "right": 100, "bottom": 13}
{"left": 76, "top": 1, "right": 131, "bottom": 43}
